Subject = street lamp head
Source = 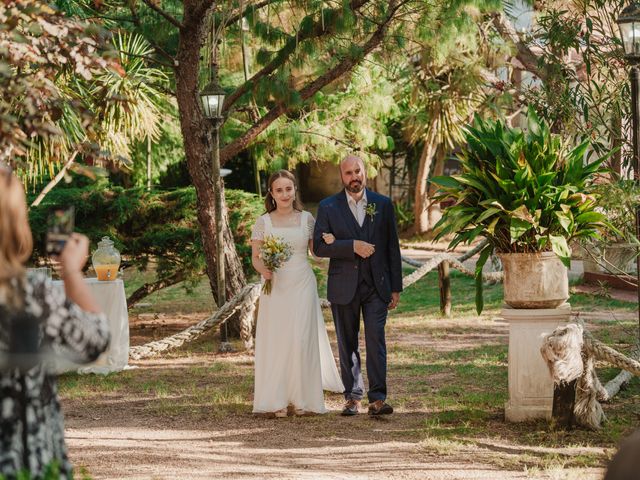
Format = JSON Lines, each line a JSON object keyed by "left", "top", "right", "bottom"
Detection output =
{"left": 617, "top": 1, "right": 640, "bottom": 62}
{"left": 199, "top": 76, "right": 226, "bottom": 120}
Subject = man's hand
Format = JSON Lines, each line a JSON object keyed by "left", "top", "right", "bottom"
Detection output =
{"left": 354, "top": 240, "right": 375, "bottom": 258}
{"left": 388, "top": 292, "right": 400, "bottom": 310}
{"left": 322, "top": 232, "right": 336, "bottom": 245}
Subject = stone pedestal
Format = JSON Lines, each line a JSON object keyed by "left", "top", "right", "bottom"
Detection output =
{"left": 502, "top": 303, "right": 572, "bottom": 422}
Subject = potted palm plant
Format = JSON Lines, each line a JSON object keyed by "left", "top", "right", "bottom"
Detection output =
{"left": 433, "top": 108, "right": 610, "bottom": 313}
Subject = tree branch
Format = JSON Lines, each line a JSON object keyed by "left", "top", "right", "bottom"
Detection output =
{"left": 298, "top": 130, "right": 355, "bottom": 149}
{"left": 129, "top": 2, "right": 177, "bottom": 66}
{"left": 225, "top": 0, "right": 279, "bottom": 27}
{"left": 490, "top": 12, "right": 550, "bottom": 83}
{"left": 126, "top": 271, "right": 187, "bottom": 307}
{"left": 30, "top": 149, "right": 79, "bottom": 208}
{"left": 141, "top": 0, "right": 184, "bottom": 29}
{"left": 220, "top": 0, "right": 400, "bottom": 164}
{"left": 222, "top": 0, "right": 371, "bottom": 113}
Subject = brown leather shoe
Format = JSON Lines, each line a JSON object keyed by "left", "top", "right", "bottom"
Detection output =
{"left": 368, "top": 400, "right": 393, "bottom": 416}
{"left": 341, "top": 399, "right": 361, "bottom": 416}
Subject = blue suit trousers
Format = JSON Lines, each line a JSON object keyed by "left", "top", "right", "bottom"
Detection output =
{"left": 331, "top": 281, "right": 388, "bottom": 403}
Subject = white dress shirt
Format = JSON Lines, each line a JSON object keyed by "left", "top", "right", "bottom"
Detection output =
{"left": 346, "top": 189, "right": 368, "bottom": 227}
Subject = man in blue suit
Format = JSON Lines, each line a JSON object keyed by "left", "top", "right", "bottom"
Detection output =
{"left": 313, "top": 155, "right": 403, "bottom": 416}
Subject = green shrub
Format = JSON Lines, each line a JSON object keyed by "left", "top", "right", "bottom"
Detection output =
{"left": 28, "top": 182, "right": 264, "bottom": 288}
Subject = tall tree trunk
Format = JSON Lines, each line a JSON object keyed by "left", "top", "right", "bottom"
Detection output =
{"left": 413, "top": 123, "right": 438, "bottom": 234}
{"left": 175, "top": 4, "right": 246, "bottom": 335}
{"left": 427, "top": 146, "right": 446, "bottom": 229}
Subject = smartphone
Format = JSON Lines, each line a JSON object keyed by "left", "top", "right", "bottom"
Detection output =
{"left": 45, "top": 206, "right": 75, "bottom": 256}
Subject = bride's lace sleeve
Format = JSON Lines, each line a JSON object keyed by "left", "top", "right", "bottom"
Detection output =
{"left": 306, "top": 212, "right": 315, "bottom": 239}
{"left": 251, "top": 215, "right": 265, "bottom": 241}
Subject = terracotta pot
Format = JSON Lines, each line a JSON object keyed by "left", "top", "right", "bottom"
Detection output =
{"left": 499, "top": 252, "right": 569, "bottom": 309}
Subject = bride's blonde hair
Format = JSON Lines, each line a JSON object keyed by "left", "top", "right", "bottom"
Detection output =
{"left": 0, "top": 166, "right": 33, "bottom": 287}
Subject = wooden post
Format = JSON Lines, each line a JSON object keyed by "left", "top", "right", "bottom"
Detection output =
{"left": 438, "top": 260, "right": 451, "bottom": 317}
{"left": 551, "top": 379, "right": 577, "bottom": 430}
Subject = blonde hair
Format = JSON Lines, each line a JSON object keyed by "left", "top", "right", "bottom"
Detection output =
{"left": 0, "top": 169, "right": 33, "bottom": 285}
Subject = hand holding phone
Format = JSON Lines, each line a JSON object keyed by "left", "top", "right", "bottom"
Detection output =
{"left": 46, "top": 207, "right": 74, "bottom": 256}
{"left": 58, "top": 233, "right": 90, "bottom": 276}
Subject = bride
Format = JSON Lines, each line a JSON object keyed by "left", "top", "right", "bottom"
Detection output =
{"left": 251, "top": 170, "right": 343, "bottom": 416}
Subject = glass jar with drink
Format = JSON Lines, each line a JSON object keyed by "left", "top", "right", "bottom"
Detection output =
{"left": 92, "top": 236, "right": 121, "bottom": 281}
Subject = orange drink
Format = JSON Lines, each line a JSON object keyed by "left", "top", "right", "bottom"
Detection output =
{"left": 95, "top": 264, "right": 118, "bottom": 281}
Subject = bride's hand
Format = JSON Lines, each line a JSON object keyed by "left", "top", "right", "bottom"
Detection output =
{"left": 322, "top": 233, "right": 335, "bottom": 245}
{"left": 262, "top": 270, "right": 273, "bottom": 280}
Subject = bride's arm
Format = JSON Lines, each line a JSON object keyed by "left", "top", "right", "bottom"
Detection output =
{"left": 251, "top": 241, "right": 272, "bottom": 280}
{"left": 308, "top": 238, "right": 320, "bottom": 261}
{"left": 312, "top": 207, "right": 354, "bottom": 259}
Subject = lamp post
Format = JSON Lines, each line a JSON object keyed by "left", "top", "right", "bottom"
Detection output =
{"left": 617, "top": 1, "right": 640, "bottom": 342}
{"left": 199, "top": 70, "right": 227, "bottom": 320}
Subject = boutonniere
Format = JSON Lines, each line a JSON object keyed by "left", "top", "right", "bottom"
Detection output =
{"left": 365, "top": 202, "right": 377, "bottom": 222}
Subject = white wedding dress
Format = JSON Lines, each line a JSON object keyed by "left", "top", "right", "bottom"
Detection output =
{"left": 252, "top": 211, "right": 344, "bottom": 414}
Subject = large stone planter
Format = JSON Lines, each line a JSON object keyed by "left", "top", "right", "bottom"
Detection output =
{"left": 502, "top": 304, "right": 572, "bottom": 422}
{"left": 499, "top": 252, "right": 569, "bottom": 309}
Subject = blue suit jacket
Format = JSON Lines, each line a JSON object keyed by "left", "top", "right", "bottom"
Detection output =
{"left": 313, "top": 189, "right": 403, "bottom": 305}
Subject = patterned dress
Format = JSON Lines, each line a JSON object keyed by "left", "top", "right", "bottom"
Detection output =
{"left": 0, "top": 274, "right": 110, "bottom": 479}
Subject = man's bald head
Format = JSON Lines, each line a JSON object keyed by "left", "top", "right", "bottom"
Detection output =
{"left": 340, "top": 155, "right": 364, "bottom": 170}
{"left": 340, "top": 155, "right": 366, "bottom": 195}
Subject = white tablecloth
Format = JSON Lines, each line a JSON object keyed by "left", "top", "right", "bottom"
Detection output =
{"left": 54, "top": 278, "right": 129, "bottom": 374}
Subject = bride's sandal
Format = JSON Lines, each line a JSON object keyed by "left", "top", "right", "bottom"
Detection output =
{"left": 274, "top": 408, "right": 288, "bottom": 418}
{"left": 294, "top": 408, "right": 306, "bottom": 416}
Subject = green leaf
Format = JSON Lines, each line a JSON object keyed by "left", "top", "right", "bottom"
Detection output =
{"left": 510, "top": 217, "right": 531, "bottom": 242}
{"left": 575, "top": 211, "right": 606, "bottom": 223}
{"left": 475, "top": 244, "right": 493, "bottom": 315}
{"left": 526, "top": 106, "right": 542, "bottom": 136}
{"left": 457, "top": 174, "right": 492, "bottom": 196}
{"left": 555, "top": 211, "right": 572, "bottom": 233}
{"left": 431, "top": 175, "right": 460, "bottom": 188}
{"left": 476, "top": 207, "right": 501, "bottom": 223}
{"left": 486, "top": 216, "right": 500, "bottom": 235}
{"left": 549, "top": 235, "right": 571, "bottom": 267}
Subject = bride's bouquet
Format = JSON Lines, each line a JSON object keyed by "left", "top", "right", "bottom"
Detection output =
{"left": 260, "top": 234, "right": 293, "bottom": 295}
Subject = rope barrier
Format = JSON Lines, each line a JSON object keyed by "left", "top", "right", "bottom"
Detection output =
{"left": 129, "top": 242, "right": 495, "bottom": 359}
{"left": 541, "top": 323, "right": 640, "bottom": 430}
{"left": 129, "top": 283, "right": 261, "bottom": 360}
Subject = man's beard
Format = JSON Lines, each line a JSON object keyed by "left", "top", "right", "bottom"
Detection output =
{"left": 344, "top": 180, "right": 364, "bottom": 193}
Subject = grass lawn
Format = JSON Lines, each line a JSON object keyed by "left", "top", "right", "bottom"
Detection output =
{"left": 59, "top": 262, "right": 640, "bottom": 476}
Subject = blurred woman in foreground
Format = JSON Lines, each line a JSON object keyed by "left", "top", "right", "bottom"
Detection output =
{"left": 0, "top": 164, "right": 109, "bottom": 478}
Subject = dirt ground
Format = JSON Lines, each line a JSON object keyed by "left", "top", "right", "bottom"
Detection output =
{"left": 58, "top": 308, "right": 620, "bottom": 480}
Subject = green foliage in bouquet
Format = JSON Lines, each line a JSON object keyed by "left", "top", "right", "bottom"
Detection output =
{"left": 432, "top": 108, "right": 610, "bottom": 313}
